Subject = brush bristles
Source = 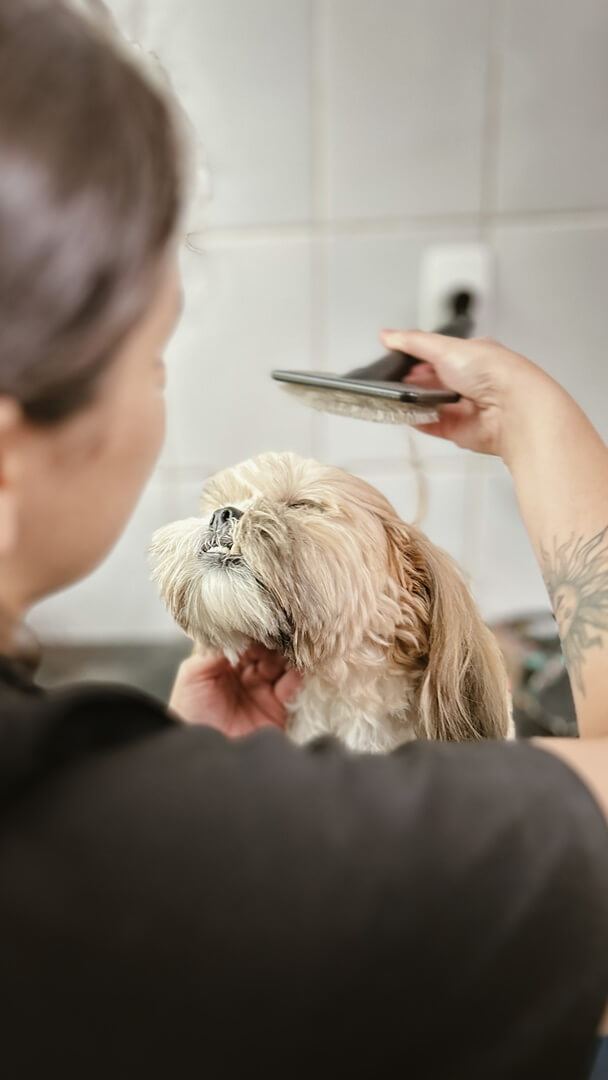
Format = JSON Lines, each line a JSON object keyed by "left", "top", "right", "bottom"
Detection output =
{"left": 282, "top": 384, "right": 439, "bottom": 426}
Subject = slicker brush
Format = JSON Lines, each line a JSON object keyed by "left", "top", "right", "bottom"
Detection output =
{"left": 272, "top": 291, "right": 474, "bottom": 425}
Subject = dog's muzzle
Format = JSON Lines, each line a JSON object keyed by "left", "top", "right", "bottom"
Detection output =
{"left": 201, "top": 505, "right": 243, "bottom": 555}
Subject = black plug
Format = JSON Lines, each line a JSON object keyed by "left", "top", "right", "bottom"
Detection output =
{"left": 438, "top": 289, "right": 476, "bottom": 339}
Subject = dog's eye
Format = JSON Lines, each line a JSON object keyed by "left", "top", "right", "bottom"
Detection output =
{"left": 288, "top": 500, "right": 321, "bottom": 511}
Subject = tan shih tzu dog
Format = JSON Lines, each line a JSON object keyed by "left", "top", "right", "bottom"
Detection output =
{"left": 151, "top": 452, "right": 511, "bottom": 751}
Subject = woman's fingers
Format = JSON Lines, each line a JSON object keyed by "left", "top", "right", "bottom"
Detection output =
{"left": 240, "top": 662, "right": 262, "bottom": 688}
{"left": 401, "top": 361, "right": 444, "bottom": 390}
{"left": 241, "top": 643, "right": 287, "bottom": 681}
{"left": 181, "top": 652, "right": 231, "bottom": 681}
{"left": 257, "top": 653, "right": 286, "bottom": 682}
{"left": 274, "top": 668, "right": 303, "bottom": 706}
{"left": 380, "top": 329, "right": 484, "bottom": 403}
{"left": 220, "top": 645, "right": 300, "bottom": 705}
{"left": 237, "top": 645, "right": 291, "bottom": 691}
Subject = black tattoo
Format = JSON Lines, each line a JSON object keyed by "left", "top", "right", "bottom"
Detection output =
{"left": 541, "top": 525, "right": 608, "bottom": 696}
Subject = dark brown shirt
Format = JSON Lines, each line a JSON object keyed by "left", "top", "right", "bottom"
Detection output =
{"left": 0, "top": 658, "right": 606, "bottom": 1078}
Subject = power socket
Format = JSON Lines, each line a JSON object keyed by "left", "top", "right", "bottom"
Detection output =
{"left": 417, "top": 243, "right": 494, "bottom": 336}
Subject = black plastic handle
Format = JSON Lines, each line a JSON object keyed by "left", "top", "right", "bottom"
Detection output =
{"left": 345, "top": 295, "right": 474, "bottom": 383}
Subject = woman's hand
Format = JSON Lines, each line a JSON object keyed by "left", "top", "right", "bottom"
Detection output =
{"left": 169, "top": 644, "right": 302, "bottom": 737}
{"left": 380, "top": 330, "right": 553, "bottom": 460}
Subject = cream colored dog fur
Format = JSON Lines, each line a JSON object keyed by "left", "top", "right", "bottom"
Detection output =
{"left": 151, "top": 452, "right": 511, "bottom": 751}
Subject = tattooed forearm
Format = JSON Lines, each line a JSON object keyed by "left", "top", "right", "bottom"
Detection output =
{"left": 540, "top": 524, "right": 608, "bottom": 696}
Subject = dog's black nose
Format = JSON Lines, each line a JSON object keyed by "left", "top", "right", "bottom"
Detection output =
{"left": 209, "top": 506, "right": 243, "bottom": 531}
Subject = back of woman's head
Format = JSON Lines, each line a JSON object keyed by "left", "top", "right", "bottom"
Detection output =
{"left": 0, "top": 0, "right": 183, "bottom": 422}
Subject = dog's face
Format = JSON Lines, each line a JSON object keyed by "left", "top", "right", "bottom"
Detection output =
{"left": 151, "top": 453, "right": 406, "bottom": 668}
{"left": 151, "top": 452, "right": 510, "bottom": 740}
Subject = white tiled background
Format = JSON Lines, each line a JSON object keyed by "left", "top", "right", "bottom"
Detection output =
{"left": 31, "top": 0, "right": 608, "bottom": 641}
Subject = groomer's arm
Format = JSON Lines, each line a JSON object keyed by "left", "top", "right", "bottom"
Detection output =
{"left": 381, "top": 331, "right": 608, "bottom": 790}
{"left": 489, "top": 363, "right": 608, "bottom": 818}
{"left": 501, "top": 377, "right": 608, "bottom": 739}
{"left": 498, "top": 378, "right": 608, "bottom": 826}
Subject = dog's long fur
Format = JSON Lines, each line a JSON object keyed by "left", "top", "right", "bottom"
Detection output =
{"left": 151, "top": 452, "right": 511, "bottom": 751}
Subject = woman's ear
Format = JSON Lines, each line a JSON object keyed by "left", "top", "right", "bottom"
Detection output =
{"left": 385, "top": 518, "right": 512, "bottom": 741}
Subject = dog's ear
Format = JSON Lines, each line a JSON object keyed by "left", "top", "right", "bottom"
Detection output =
{"left": 385, "top": 519, "right": 511, "bottom": 740}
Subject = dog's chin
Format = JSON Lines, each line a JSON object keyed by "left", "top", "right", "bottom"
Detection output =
{"left": 196, "top": 557, "right": 291, "bottom": 657}
{"left": 150, "top": 519, "right": 292, "bottom": 659}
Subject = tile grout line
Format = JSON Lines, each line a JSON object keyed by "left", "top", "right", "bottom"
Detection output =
{"left": 310, "top": 0, "right": 330, "bottom": 225}
{"left": 189, "top": 205, "right": 608, "bottom": 250}
{"left": 479, "top": 0, "right": 505, "bottom": 226}
{"left": 333, "top": 455, "right": 475, "bottom": 476}
{"left": 462, "top": 0, "right": 505, "bottom": 584}
{"left": 309, "top": 0, "right": 330, "bottom": 458}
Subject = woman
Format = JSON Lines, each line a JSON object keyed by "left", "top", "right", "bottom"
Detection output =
{"left": 0, "top": 2, "right": 606, "bottom": 1077}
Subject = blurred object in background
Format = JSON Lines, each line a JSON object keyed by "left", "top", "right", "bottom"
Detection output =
{"left": 492, "top": 612, "right": 577, "bottom": 738}
{"left": 37, "top": 639, "right": 190, "bottom": 702}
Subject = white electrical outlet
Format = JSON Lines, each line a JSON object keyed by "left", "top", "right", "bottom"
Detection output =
{"left": 417, "top": 243, "right": 493, "bottom": 336}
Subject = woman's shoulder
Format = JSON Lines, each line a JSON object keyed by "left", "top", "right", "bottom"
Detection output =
{"left": 0, "top": 660, "right": 179, "bottom": 807}
{"left": 0, "top": 678, "right": 605, "bottom": 1076}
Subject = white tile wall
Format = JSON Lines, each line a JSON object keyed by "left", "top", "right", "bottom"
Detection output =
{"left": 163, "top": 239, "right": 314, "bottom": 469}
{"left": 136, "top": 0, "right": 312, "bottom": 228}
{"left": 173, "top": 477, "right": 209, "bottom": 522}
{"left": 324, "top": 0, "right": 489, "bottom": 220}
{"left": 497, "top": 0, "right": 608, "bottom": 212}
{"left": 45, "top": 0, "right": 608, "bottom": 640}
{"left": 492, "top": 221, "right": 608, "bottom": 442}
